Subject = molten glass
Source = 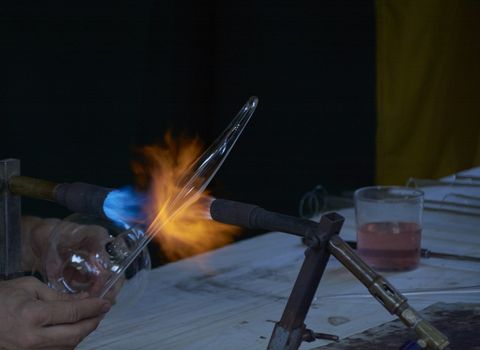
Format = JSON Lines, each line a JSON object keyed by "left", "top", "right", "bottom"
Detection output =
{"left": 43, "top": 96, "right": 258, "bottom": 299}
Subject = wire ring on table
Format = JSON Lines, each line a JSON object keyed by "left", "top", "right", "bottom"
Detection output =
{"left": 299, "top": 185, "right": 327, "bottom": 218}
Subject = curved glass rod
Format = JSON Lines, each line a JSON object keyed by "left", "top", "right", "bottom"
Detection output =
{"left": 99, "top": 96, "right": 259, "bottom": 298}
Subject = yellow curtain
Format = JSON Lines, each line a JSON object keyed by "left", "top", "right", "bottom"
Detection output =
{"left": 375, "top": 0, "right": 480, "bottom": 185}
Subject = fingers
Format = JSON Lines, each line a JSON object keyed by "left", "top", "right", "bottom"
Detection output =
{"left": 29, "top": 218, "right": 62, "bottom": 257}
{"left": 18, "top": 275, "right": 80, "bottom": 302}
{"left": 59, "top": 224, "right": 110, "bottom": 249}
{"left": 84, "top": 225, "right": 111, "bottom": 242}
{"left": 12, "top": 276, "right": 57, "bottom": 299}
{"left": 42, "top": 297, "right": 111, "bottom": 325}
{"left": 34, "top": 280, "right": 79, "bottom": 302}
{"left": 40, "top": 316, "right": 104, "bottom": 348}
{"left": 38, "top": 288, "right": 90, "bottom": 302}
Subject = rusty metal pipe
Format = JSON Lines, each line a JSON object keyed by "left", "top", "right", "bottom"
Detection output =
{"left": 328, "top": 236, "right": 449, "bottom": 350}
{"left": 9, "top": 176, "right": 57, "bottom": 202}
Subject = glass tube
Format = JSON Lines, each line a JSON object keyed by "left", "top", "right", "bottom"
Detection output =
{"left": 98, "top": 96, "right": 258, "bottom": 297}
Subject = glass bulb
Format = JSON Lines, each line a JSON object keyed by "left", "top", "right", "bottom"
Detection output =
{"left": 43, "top": 213, "right": 150, "bottom": 309}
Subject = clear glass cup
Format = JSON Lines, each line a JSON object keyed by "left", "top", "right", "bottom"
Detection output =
{"left": 354, "top": 186, "right": 424, "bottom": 271}
{"left": 43, "top": 213, "right": 151, "bottom": 309}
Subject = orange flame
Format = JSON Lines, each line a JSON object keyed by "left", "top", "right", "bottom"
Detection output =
{"left": 132, "top": 133, "right": 240, "bottom": 262}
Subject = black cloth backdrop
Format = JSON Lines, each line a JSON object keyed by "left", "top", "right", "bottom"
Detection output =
{"left": 1, "top": 0, "right": 375, "bottom": 219}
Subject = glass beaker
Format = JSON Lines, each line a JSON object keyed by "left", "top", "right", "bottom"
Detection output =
{"left": 355, "top": 186, "right": 424, "bottom": 271}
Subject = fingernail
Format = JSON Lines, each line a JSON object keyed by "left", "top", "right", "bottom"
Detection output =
{"left": 101, "top": 302, "right": 111, "bottom": 313}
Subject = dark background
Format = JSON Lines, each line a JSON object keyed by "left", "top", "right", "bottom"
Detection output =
{"left": 1, "top": 1, "right": 375, "bottom": 222}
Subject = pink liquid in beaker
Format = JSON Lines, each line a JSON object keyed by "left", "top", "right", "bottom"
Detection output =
{"left": 357, "top": 222, "right": 421, "bottom": 271}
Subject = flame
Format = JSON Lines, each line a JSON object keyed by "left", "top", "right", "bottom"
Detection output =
{"left": 132, "top": 133, "right": 240, "bottom": 262}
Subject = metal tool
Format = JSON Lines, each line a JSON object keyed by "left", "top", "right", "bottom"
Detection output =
{"left": 346, "top": 240, "right": 480, "bottom": 263}
{"left": 210, "top": 198, "right": 450, "bottom": 350}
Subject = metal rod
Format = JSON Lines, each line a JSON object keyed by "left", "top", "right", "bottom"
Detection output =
{"left": 0, "top": 159, "right": 23, "bottom": 279}
{"left": 345, "top": 240, "right": 480, "bottom": 263}
{"left": 267, "top": 213, "right": 344, "bottom": 350}
{"left": 328, "top": 236, "right": 449, "bottom": 350}
{"left": 277, "top": 213, "right": 344, "bottom": 330}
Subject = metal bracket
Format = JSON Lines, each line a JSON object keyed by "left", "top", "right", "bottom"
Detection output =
{"left": 267, "top": 212, "right": 344, "bottom": 349}
{"left": 0, "top": 159, "right": 23, "bottom": 279}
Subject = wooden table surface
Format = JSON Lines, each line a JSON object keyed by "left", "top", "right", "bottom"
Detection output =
{"left": 79, "top": 207, "right": 480, "bottom": 350}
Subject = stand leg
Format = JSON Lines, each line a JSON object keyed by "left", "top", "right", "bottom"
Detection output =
{"left": 267, "top": 213, "right": 344, "bottom": 350}
{"left": 0, "top": 159, "right": 22, "bottom": 280}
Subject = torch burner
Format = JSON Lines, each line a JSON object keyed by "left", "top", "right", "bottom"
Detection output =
{"left": 8, "top": 175, "right": 113, "bottom": 219}
{"left": 210, "top": 198, "right": 449, "bottom": 350}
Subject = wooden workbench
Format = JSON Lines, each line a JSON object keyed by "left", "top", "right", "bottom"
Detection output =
{"left": 79, "top": 207, "right": 480, "bottom": 349}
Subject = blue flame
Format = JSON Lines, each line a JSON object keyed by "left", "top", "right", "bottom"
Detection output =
{"left": 103, "top": 187, "right": 147, "bottom": 229}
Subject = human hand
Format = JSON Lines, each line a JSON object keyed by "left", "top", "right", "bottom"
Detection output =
{"left": 21, "top": 217, "right": 62, "bottom": 274}
{"left": 22, "top": 217, "right": 123, "bottom": 303}
{"left": 0, "top": 277, "right": 111, "bottom": 350}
